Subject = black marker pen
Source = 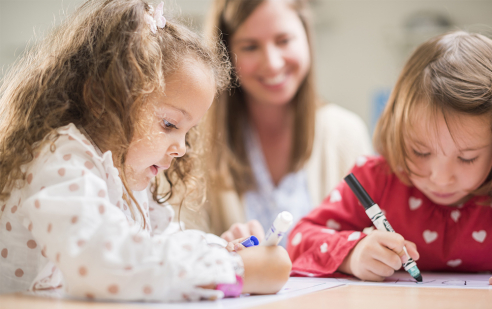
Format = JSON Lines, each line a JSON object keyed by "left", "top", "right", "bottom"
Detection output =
{"left": 344, "top": 173, "right": 423, "bottom": 282}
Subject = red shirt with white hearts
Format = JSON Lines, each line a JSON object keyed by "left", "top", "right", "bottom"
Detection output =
{"left": 287, "top": 156, "right": 492, "bottom": 277}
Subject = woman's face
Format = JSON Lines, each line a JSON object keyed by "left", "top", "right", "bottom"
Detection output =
{"left": 230, "top": 0, "right": 311, "bottom": 106}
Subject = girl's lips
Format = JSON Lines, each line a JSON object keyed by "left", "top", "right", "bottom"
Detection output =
{"left": 431, "top": 191, "right": 456, "bottom": 199}
{"left": 150, "top": 165, "right": 158, "bottom": 176}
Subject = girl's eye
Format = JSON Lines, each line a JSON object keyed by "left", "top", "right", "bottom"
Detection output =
{"left": 277, "top": 38, "right": 290, "bottom": 46}
{"left": 162, "top": 119, "right": 177, "bottom": 130}
{"left": 459, "top": 156, "right": 478, "bottom": 164}
{"left": 413, "top": 149, "right": 430, "bottom": 158}
{"left": 241, "top": 45, "right": 258, "bottom": 52}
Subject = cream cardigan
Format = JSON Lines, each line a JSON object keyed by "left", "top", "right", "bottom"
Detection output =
{"left": 179, "top": 104, "right": 373, "bottom": 235}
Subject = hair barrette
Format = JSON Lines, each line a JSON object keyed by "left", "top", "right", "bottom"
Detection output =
{"left": 145, "top": 2, "right": 166, "bottom": 34}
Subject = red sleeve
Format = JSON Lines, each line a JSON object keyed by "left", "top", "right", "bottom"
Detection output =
{"left": 287, "top": 156, "right": 390, "bottom": 277}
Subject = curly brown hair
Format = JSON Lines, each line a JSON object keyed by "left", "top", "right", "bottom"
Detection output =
{"left": 0, "top": 0, "right": 231, "bottom": 225}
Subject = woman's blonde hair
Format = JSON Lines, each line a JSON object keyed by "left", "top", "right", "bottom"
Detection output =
{"left": 374, "top": 31, "right": 492, "bottom": 195}
{"left": 0, "top": 0, "right": 230, "bottom": 224}
{"left": 205, "top": 0, "right": 318, "bottom": 195}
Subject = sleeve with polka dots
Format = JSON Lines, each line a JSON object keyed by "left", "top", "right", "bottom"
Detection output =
{"left": 287, "top": 156, "right": 387, "bottom": 277}
{"left": 18, "top": 125, "right": 242, "bottom": 301}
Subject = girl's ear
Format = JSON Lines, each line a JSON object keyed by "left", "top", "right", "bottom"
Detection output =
{"left": 83, "top": 77, "right": 106, "bottom": 119}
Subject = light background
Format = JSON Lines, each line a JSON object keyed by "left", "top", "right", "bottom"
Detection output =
{"left": 1, "top": 0, "right": 492, "bottom": 132}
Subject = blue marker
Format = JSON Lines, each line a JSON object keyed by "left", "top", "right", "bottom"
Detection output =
{"left": 240, "top": 235, "right": 259, "bottom": 248}
{"left": 344, "top": 173, "right": 423, "bottom": 282}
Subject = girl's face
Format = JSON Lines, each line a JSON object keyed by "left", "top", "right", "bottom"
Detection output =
{"left": 405, "top": 109, "right": 492, "bottom": 206}
{"left": 230, "top": 0, "right": 310, "bottom": 106}
{"left": 125, "top": 61, "right": 215, "bottom": 191}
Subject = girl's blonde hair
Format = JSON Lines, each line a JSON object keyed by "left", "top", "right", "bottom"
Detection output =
{"left": 205, "top": 0, "right": 318, "bottom": 195}
{"left": 0, "top": 0, "right": 230, "bottom": 223}
{"left": 374, "top": 31, "right": 492, "bottom": 195}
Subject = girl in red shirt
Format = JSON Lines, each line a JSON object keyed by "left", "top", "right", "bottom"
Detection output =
{"left": 287, "top": 31, "right": 492, "bottom": 282}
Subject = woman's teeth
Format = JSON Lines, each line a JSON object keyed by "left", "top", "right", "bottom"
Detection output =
{"left": 263, "top": 73, "right": 286, "bottom": 85}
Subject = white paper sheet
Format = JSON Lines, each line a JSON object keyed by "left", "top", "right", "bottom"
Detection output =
{"left": 142, "top": 277, "right": 344, "bottom": 309}
{"left": 331, "top": 272, "right": 492, "bottom": 289}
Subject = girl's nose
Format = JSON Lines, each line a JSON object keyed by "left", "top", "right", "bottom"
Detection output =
{"left": 168, "top": 137, "right": 186, "bottom": 158}
{"left": 429, "top": 159, "right": 455, "bottom": 187}
{"left": 262, "top": 44, "right": 285, "bottom": 72}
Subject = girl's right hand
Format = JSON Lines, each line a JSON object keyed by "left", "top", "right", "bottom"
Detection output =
{"left": 221, "top": 220, "right": 265, "bottom": 243}
{"left": 337, "top": 230, "right": 419, "bottom": 281}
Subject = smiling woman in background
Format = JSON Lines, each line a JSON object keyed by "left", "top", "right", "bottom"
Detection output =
{"left": 196, "top": 0, "right": 372, "bottom": 245}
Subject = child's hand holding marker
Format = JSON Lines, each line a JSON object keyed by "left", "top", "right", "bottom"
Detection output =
{"left": 338, "top": 230, "right": 420, "bottom": 281}
{"left": 342, "top": 174, "right": 422, "bottom": 282}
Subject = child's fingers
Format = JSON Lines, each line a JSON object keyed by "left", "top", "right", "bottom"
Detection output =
{"left": 230, "top": 223, "right": 250, "bottom": 239}
{"left": 489, "top": 277, "right": 492, "bottom": 285}
{"left": 372, "top": 243, "right": 402, "bottom": 271}
{"left": 234, "top": 243, "right": 246, "bottom": 252}
{"left": 403, "top": 240, "right": 420, "bottom": 261}
{"left": 247, "top": 220, "right": 265, "bottom": 242}
{"left": 363, "top": 258, "right": 395, "bottom": 280}
{"left": 221, "top": 231, "right": 235, "bottom": 242}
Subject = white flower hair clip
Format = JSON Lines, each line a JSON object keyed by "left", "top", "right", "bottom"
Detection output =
{"left": 145, "top": 2, "right": 166, "bottom": 34}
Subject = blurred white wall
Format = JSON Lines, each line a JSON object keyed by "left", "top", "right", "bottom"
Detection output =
{"left": 1, "top": 0, "right": 492, "bottom": 131}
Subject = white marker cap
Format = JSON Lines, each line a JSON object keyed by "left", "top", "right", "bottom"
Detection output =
{"left": 273, "top": 211, "right": 293, "bottom": 232}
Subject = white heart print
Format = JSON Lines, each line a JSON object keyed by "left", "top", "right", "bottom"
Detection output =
{"left": 347, "top": 231, "right": 361, "bottom": 241}
{"left": 450, "top": 210, "right": 460, "bottom": 223}
{"left": 321, "top": 228, "right": 335, "bottom": 234}
{"left": 409, "top": 197, "right": 422, "bottom": 210}
{"left": 447, "top": 259, "right": 462, "bottom": 267}
{"left": 329, "top": 190, "right": 342, "bottom": 203}
{"left": 472, "top": 230, "right": 486, "bottom": 243}
{"left": 356, "top": 156, "right": 367, "bottom": 167}
{"left": 320, "top": 243, "right": 328, "bottom": 253}
{"left": 423, "top": 230, "right": 438, "bottom": 243}
{"left": 291, "top": 232, "right": 302, "bottom": 246}
{"left": 326, "top": 219, "right": 341, "bottom": 230}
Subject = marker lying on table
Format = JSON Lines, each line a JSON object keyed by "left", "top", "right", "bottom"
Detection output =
{"left": 261, "top": 211, "right": 293, "bottom": 246}
{"left": 240, "top": 235, "right": 259, "bottom": 248}
{"left": 344, "top": 173, "right": 423, "bottom": 282}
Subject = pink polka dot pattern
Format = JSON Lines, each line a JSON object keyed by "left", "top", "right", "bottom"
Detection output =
{"left": 27, "top": 240, "right": 37, "bottom": 249}
{"left": 84, "top": 161, "right": 94, "bottom": 170}
{"left": 1, "top": 248, "right": 7, "bottom": 258}
{"left": 108, "top": 285, "right": 119, "bottom": 294}
{"left": 58, "top": 168, "right": 66, "bottom": 176}
{"left": 123, "top": 204, "right": 128, "bottom": 211}
{"left": 41, "top": 246, "right": 47, "bottom": 258}
{"left": 77, "top": 240, "right": 86, "bottom": 247}
{"left": 35, "top": 200, "right": 40, "bottom": 209}
{"left": 15, "top": 269, "right": 24, "bottom": 277}
{"left": 85, "top": 151, "right": 93, "bottom": 158}
{"left": 143, "top": 202, "right": 148, "bottom": 210}
{"left": 132, "top": 235, "right": 142, "bottom": 243}
{"left": 124, "top": 266, "right": 132, "bottom": 271}
{"left": 99, "top": 205, "right": 105, "bottom": 214}
{"left": 1, "top": 205, "right": 5, "bottom": 211}
{"left": 6, "top": 222, "right": 12, "bottom": 231}
{"left": 28, "top": 223, "right": 33, "bottom": 232}
{"left": 27, "top": 173, "right": 33, "bottom": 184}
{"left": 71, "top": 216, "right": 78, "bottom": 224}
{"left": 63, "top": 154, "right": 72, "bottom": 161}
{"left": 79, "top": 266, "right": 87, "bottom": 276}
{"left": 34, "top": 152, "right": 40, "bottom": 158}
{"left": 105, "top": 242, "right": 112, "bottom": 251}
{"left": 68, "top": 136, "right": 75, "bottom": 141}
{"left": 69, "top": 184, "right": 79, "bottom": 192}
{"left": 82, "top": 140, "right": 90, "bottom": 146}
{"left": 143, "top": 286, "right": 153, "bottom": 295}
{"left": 56, "top": 253, "right": 60, "bottom": 263}
{"left": 47, "top": 223, "right": 52, "bottom": 233}
{"left": 116, "top": 201, "right": 121, "bottom": 208}
{"left": 98, "top": 190, "right": 106, "bottom": 198}
{"left": 40, "top": 186, "right": 45, "bottom": 191}
{"left": 11, "top": 206, "right": 17, "bottom": 214}
{"left": 86, "top": 293, "right": 95, "bottom": 300}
